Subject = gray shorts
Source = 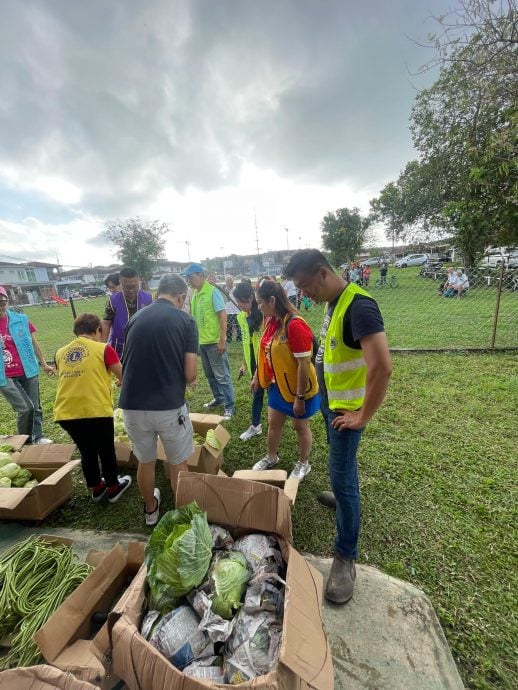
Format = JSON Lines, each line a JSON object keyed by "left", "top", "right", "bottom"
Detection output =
{"left": 122, "top": 405, "right": 194, "bottom": 466}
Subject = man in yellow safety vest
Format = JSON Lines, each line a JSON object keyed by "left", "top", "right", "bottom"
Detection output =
{"left": 285, "top": 249, "right": 392, "bottom": 604}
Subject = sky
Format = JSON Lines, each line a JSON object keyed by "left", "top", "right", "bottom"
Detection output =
{"left": 0, "top": 0, "right": 453, "bottom": 269}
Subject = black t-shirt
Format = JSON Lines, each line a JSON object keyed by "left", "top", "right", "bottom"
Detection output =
{"left": 316, "top": 291, "right": 385, "bottom": 412}
{"left": 119, "top": 299, "right": 199, "bottom": 410}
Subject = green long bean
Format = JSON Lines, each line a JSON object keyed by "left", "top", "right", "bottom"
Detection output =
{"left": 0, "top": 536, "right": 93, "bottom": 668}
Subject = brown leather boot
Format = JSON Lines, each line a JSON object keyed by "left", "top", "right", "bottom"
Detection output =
{"left": 324, "top": 554, "right": 356, "bottom": 604}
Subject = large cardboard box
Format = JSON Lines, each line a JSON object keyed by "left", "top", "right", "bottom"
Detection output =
{"left": 114, "top": 441, "right": 138, "bottom": 469}
{"left": 35, "top": 542, "right": 145, "bottom": 689}
{"left": 14, "top": 443, "right": 77, "bottom": 468}
{"left": 0, "top": 433, "right": 29, "bottom": 451}
{"left": 108, "top": 472, "right": 334, "bottom": 689}
{"left": 0, "top": 460, "right": 80, "bottom": 520}
{"left": 232, "top": 469, "right": 300, "bottom": 504}
{"left": 159, "top": 413, "right": 231, "bottom": 474}
{"left": 0, "top": 664, "right": 101, "bottom": 690}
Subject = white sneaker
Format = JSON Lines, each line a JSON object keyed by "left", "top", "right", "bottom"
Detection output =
{"left": 145, "top": 488, "right": 161, "bottom": 527}
{"left": 289, "top": 461, "right": 312, "bottom": 480}
{"left": 240, "top": 424, "right": 262, "bottom": 441}
{"left": 252, "top": 455, "right": 279, "bottom": 471}
{"left": 222, "top": 408, "right": 234, "bottom": 421}
{"left": 35, "top": 437, "right": 53, "bottom": 445}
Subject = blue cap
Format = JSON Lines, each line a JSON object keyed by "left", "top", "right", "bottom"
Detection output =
{"left": 182, "top": 263, "right": 205, "bottom": 276}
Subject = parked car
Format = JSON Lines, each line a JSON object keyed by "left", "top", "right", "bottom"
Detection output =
{"left": 426, "top": 253, "right": 450, "bottom": 263}
{"left": 361, "top": 257, "right": 384, "bottom": 267}
{"left": 394, "top": 253, "right": 428, "bottom": 268}
{"left": 479, "top": 248, "right": 518, "bottom": 269}
{"left": 79, "top": 287, "right": 106, "bottom": 297}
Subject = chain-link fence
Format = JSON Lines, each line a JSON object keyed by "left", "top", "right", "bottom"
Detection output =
{"left": 8, "top": 266, "right": 518, "bottom": 359}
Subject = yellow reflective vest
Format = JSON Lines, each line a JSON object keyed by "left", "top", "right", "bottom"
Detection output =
{"left": 258, "top": 315, "right": 318, "bottom": 403}
{"left": 237, "top": 310, "right": 261, "bottom": 374}
{"left": 324, "top": 283, "right": 370, "bottom": 411}
{"left": 54, "top": 337, "right": 114, "bottom": 421}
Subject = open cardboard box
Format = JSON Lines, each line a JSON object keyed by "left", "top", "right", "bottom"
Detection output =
{"left": 0, "top": 460, "right": 80, "bottom": 520}
{"left": 0, "top": 433, "right": 29, "bottom": 451}
{"left": 13, "top": 443, "right": 77, "bottom": 468}
{"left": 0, "top": 664, "right": 102, "bottom": 689}
{"left": 114, "top": 441, "right": 138, "bottom": 469}
{"left": 232, "top": 469, "right": 299, "bottom": 504}
{"left": 108, "top": 472, "right": 333, "bottom": 689}
{"left": 35, "top": 541, "right": 145, "bottom": 690}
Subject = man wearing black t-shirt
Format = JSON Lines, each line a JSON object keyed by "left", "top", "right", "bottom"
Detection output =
{"left": 119, "top": 273, "right": 198, "bottom": 526}
{"left": 286, "top": 249, "right": 392, "bottom": 604}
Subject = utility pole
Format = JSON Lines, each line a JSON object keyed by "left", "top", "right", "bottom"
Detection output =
{"left": 285, "top": 228, "right": 289, "bottom": 251}
{"left": 185, "top": 241, "right": 191, "bottom": 261}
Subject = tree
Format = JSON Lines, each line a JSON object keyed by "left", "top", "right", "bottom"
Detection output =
{"left": 371, "top": 1, "right": 517, "bottom": 264}
{"left": 104, "top": 217, "right": 170, "bottom": 284}
{"left": 320, "top": 207, "right": 372, "bottom": 267}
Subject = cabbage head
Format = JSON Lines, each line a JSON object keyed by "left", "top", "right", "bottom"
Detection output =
{"left": 0, "top": 463, "right": 21, "bottom": 480}
{"left": 11, "top": 468, "right": 32, "bottom": 487}
{"left": 0, "top": 477, "right": 11, "bottom": 488}
{"left": 211, "top": 552, "right": 250, "bottom": 620}
{"left": 145, "top": 502, "right": 212, "bottom": 610}
{"left": 0, "top": 452, "right": 12, "bottom": 467}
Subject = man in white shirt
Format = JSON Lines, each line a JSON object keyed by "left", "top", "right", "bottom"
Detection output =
{"left": 281, "top": 274, "right": 298, "bottom": 306}
{"left": 453, "top": 270, "right": 469, "bottom": 297}
{"left": 442, "top": 268, "right": 459, "bottom": 297}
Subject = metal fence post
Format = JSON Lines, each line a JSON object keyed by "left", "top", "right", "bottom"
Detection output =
{"left": 490, "top": 261, "right": 505, "bottom": 350}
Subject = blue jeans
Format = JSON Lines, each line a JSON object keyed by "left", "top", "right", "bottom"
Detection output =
{"left": 251, "top": 386, "right": 264, "bottom": 427}
{"left": 200, "top": 344, "right": 235, "bottom": 409}
{"left": 325, "top": 410, "right": 363, "bottom": 560}
{"left": 0, "top": 375, "right": 43, "bottom": 442}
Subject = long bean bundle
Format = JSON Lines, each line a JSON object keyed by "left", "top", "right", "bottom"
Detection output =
{"left": 0, "top": 535, "right": 93, "bottom": 668}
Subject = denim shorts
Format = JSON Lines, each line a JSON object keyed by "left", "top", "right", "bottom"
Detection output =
{"left": 267, "top": 383, "right": 321, "bottom": 419}
{"left": 122, "top": 404, "right": 193, "bottom": 465}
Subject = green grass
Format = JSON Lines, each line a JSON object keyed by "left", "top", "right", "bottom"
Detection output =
{"left": 1, "top": 293, "right": 517, "bottom": 688}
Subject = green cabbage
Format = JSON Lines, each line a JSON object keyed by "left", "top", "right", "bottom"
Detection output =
{"left": 23, "top": 479, "right": 39, "bottom": 489}
{"left": 0, "top": 477, "right": 11, "bottom": 488}
{"left": 0, "top": 451, "right": 12, "bottom": 467}
{"left": 211, "top": 552, "right": 250, "bottom": 619}
{"left": 145, "top": 502, "right": 212, "bottom": 612}
{"left": 11, "top": 468, "right": 32, "bottom": 487}
{"left": 0, "top": 463, "right": 21, "bottom": 480}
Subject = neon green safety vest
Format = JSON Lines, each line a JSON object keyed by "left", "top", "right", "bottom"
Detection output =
{"left": 237, "top": 310, "right": 261, "bottom": 374}
{"left": 324, "top": 282, "right": 371, "bottom": 411}
{"left": 191, "top": 280, "right": 221, "bottom": 345}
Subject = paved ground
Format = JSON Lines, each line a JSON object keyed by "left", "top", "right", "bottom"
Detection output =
{"left": 0, "top": 524, "right": 464, "bottom": 689}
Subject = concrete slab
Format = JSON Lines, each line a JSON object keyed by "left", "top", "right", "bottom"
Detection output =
{"left": 0, "top": 525, "right": 464, "bottom": 689}
{"left": 307, "top": 556, "right": 465, "bottom": 690}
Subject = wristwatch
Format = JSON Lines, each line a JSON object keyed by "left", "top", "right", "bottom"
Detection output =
{"left": 296, "top": 394, "right": 305, "bottom": 401}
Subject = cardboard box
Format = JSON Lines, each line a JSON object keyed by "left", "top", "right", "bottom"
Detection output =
{"left": 232, "top": 469, "right": 300, "bottom": 504}
{"left": 0, "top": 433, "right": 29, "bottom": 451}
{"left": 108, "top": 472, "right": 334, "bottom": 689}
{"left": 158, "top": 413, "right": 230, "bottom": 476}
{"left": 0, "top": 664, "right": 101, "bottom": 690}
{"left": 35, "top": 542, "right": 145, "bottom": 690}
{"left": 114, "top": 441, "right": 138, "bottom": 469}
{"left": 0, "top": 460, "right": 80, "bottom": 520}
{"left": 14, "top": 443, "right": 77, "bottom": 468}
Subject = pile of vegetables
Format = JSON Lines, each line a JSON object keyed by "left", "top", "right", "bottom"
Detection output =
{"left": 141, "top": 502, "right": 285, "bottom": 684}
{"left": 113, "top": 408, "right": 130, "bottom": 443}
{"left": 0, "top": 453, "right": 38, "bottom": 489}
{"left": 0, "top": 536, "right": 93, "bottom": 668}
{"left": 0, "top": 444, "right": 15, "bottom": 453}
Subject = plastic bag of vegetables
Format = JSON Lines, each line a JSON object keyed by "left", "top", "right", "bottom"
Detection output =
{"left": 145, "top": 502, "right": 212, "bottom": 612}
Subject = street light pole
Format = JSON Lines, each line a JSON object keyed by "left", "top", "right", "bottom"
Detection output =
{"left": 185, "top": 241, "right": 191, "bottom": 261}
{"left": 285, "top": 228, "right": 289, "bottom": 251}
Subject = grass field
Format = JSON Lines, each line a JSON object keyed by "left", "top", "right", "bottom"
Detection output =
{"left": 1, "top": 282, "right": 517, "bottom": 688}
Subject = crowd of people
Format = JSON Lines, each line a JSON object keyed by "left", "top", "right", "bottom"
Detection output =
{"left": 0, "top": 249, "right": 393, "bottom": 605}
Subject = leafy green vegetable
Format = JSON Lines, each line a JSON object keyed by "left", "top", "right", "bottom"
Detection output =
{"left": 11, "top": 468, "right": 32, "bottom": 488}
{"left": 0, "top": 463, "right": 21, "bottom": 480}
{"left": 0, "top": 444, "right": 15, "bottom": 454}
{"left": 23, "top": 479, "right": 39, "bottom": 489}
{"left": 0, "top": 451, "right": 13, "bottom": 466}
{"left": 205, "top": 429, "right": 221, "bottom": 450}
{"left": 211, "top": 552, "right": 250, "bottom": 619}
{"left": 0, "top": 477, "right": 11, "bottom": 488}
{"left": 145, "top": 502, "right": 212, "bottom": 612}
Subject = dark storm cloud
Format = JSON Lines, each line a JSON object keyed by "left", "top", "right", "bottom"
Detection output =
{"left": 0, "top": 0, "right": 451, "bottom": 215}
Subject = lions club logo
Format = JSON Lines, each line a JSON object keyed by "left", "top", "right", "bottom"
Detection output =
{"left": 65, "top": 345, "right": 88, "bottom": 366}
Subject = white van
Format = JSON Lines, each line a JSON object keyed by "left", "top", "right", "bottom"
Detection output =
{"left": 480, "top": 247, "right": 518, "bottom": 268}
